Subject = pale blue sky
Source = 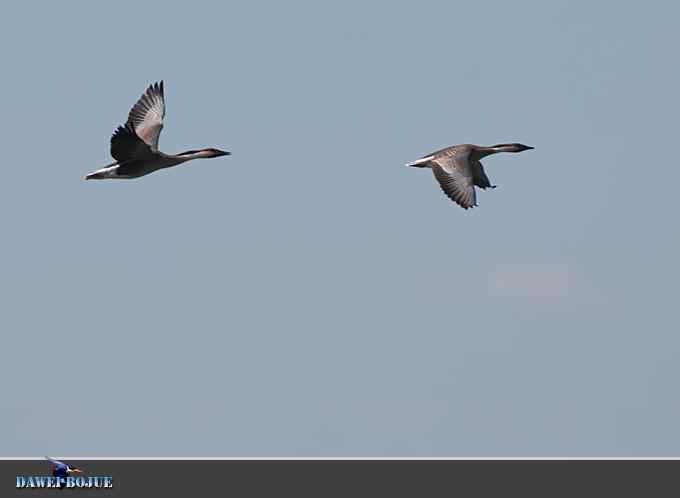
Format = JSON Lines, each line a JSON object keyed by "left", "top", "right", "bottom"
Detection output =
{"left": 1, "top": 1, "right": 679, "bottom": 456}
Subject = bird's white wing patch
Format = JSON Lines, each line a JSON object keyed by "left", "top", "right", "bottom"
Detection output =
{"left": 431, "top": 154, "right": 476, "bottom": 209}
{"left": 127, "top": 81, "right": 165, "bottom": 151}
{"left": 406, "top": 155, "right": 435, "bottom": 167}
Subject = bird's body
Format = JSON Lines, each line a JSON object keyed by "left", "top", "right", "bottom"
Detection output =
{"left": 407, "top": 143, "right": 533, "bottom": 209}
{"left": 85, "top": 81, "right": 229, "bottom": 180}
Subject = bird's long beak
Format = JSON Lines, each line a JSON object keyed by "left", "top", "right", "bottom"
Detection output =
{"left": 72, "top": 468, "right": 83, "bottom": 473}
{"left": 215, "top": 150, "right": 231, "bottom": 157}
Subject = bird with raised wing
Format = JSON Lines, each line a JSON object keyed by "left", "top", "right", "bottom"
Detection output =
{"left": 85, "top": 81, "right": 230, "bottom": 180}
{"left": 407, "top": 143, "right": 533, "bottom": 209}
{"left": 45, "top": 457, "right": 83, "bottom": 489}
{"left": 46, "top": 457, "right": 82, "bottom": 477}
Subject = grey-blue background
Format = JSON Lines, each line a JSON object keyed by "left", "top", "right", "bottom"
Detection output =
{"left": 1, "top": 1, "right": 678, "bottom": 456}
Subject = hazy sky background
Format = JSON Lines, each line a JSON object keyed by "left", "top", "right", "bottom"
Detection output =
{"left": 1, "top": 1, "right": 679, "bottom": 456}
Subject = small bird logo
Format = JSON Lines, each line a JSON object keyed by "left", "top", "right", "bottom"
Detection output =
{"left": 45, "top": 457, "right": 83, "bottom": 489}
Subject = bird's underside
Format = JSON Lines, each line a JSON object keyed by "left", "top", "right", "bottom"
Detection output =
{"left": 85, "top": 160, "right": 158, "bottom": 180}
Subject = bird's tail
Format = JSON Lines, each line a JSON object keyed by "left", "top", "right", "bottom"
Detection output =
{"left": 84, "top": 162, "right": 118, "bottom": 180}
{"left": 406, "top": 156, "right": 434, "bottom": 168}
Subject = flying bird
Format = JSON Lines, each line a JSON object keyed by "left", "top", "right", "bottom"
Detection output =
{"left": 46, "top": 457, "right": 82, "bottom": 488}
{"left": 85, "top": 81, "right": 230, "bottom": 180}
{"left": 407, "top": 143, "right": 533, "bottom": 209}
{"left": 46, "top": 457, "right": 82, "bottom": 478}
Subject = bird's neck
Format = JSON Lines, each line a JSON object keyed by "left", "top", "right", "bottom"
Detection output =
{"left": 178, "top": 151, "right": 209, "bottom": 160}
{"left": 475, "top": 144, "right": 518, "bottom": 157}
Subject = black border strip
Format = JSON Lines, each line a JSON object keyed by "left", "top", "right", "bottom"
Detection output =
{"left": 3, "top": 459, "right": 679, "bottom": 497}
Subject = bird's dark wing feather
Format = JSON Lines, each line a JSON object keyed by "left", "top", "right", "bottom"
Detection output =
{"left": 110, "top": 124, "right": 153, "bottom": 162}
{"left": 471, "top": 159, "right": 493, "bottom": 189}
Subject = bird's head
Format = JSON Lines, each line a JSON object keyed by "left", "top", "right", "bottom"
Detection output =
{"left": 202, "top": 148, "right": 231, "bottom": 158}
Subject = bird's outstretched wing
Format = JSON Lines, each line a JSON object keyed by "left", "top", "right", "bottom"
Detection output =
{"left": 126, "top": 81, "right": 165, "bottom": 151}
{"left": 431, "top": 152, "right": 476, "bottom": 209}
